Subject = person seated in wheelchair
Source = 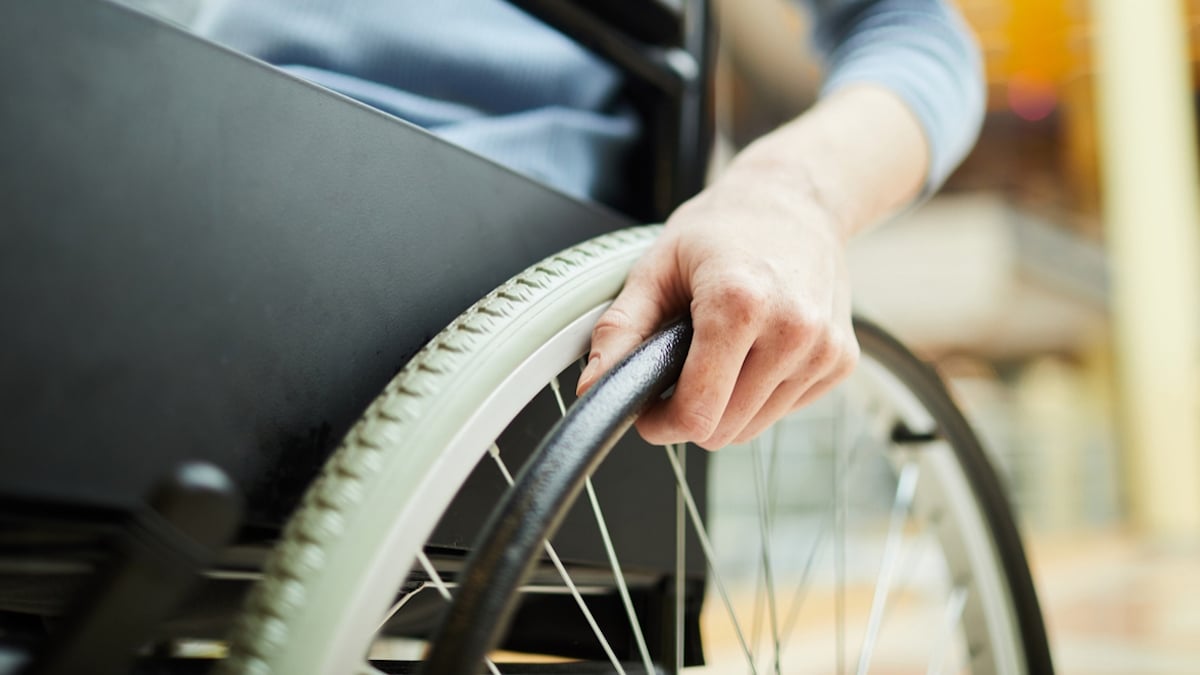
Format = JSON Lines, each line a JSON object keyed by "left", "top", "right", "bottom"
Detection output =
{"left": 196, "top": 0, "right": 983, "bottom": 449}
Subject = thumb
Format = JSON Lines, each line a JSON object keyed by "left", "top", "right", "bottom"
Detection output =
{"left": 577, "top": 267, "right": 673, "bottom": 395}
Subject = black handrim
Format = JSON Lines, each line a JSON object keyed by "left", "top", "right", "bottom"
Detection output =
{"left": 421, "top": 319, "right": 692, "bottom": 675}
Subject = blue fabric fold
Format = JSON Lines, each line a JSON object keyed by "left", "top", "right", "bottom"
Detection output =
{"left": 196, "top": 0, "right": 983, "bottom": 204}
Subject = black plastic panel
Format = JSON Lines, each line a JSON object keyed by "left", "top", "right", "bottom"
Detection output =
{"left": 0, "top": 0, "right": 635, "bottom": 523}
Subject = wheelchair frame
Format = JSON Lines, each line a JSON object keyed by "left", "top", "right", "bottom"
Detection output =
{"left": 1, "top": 0, "right": 711, "bottom": 670}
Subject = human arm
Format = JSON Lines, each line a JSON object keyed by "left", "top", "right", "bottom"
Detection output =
{"left": 576, "top": 0, "right": 984, "bottom": 450}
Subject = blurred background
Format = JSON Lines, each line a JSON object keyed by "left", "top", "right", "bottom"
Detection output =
{"left": 711, "top": 0, "right": 1200, "bottom": 672}
{"left": 120, "top": 0, "right": 1200, "bottom": 670}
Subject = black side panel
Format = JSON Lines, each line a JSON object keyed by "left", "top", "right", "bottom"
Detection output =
{"left": 0, "top": 0, "right": 632, "bottom": 524}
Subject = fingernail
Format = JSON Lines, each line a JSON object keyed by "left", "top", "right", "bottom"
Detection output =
{"left": 578, "top": 357, "right": 600, "bottom": 391}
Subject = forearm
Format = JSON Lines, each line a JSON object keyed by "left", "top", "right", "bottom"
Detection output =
{"left": 583, "top": 0, "right": 983, "bottom": 445}
{"left": 811, "top": 0, "right": 985, "bottom": 196}
{"left": 710, "top": 84, "right": 930, "bottom": 242}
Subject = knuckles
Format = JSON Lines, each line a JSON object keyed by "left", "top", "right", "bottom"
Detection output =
{"left": 707, "top": 277, "right": 771, "bottom": 325}
{"left": 807, "top": 335, "right": 838, "bottom": 372}
{"left": 773, "top": 303, "right": 821, "bottom": 348}
{"left": 805, "top": 330, "right": 860, "bottom": 382}
{"left": 833, "top": 334, "right": 861, "bottom": 379}
{"left": 768, "top": 306, "right": 861, "bottom": 382}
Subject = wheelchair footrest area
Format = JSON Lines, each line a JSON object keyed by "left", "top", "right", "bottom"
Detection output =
{"left": 25, "top": 464, "right": 240, "bottom": 675}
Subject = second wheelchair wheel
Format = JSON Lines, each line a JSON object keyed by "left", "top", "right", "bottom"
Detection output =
{"left": 425, "top": 316, "right": 1054, "bottom": 675}
{"left": 219, "top": 225, "right": 1051, "bottom": 675}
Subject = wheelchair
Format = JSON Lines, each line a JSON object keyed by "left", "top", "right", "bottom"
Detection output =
{"left": 0, "top": 0, "right": 1054, "bottom": 673}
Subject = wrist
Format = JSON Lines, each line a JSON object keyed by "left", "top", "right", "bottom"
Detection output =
{"left": 711, "top": 151, "right": 854, "bottom": 245}
{"left": 716, "top": 84, "right": 930, "bottom": 240}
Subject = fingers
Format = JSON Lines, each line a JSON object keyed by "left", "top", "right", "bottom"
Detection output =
{"left": 577, "top": 261, "right": 677, "bottom": 396}
{"left": 730, "top": 335, "right": 859, "bottom": 445}
{"left": 637, "top": 308, "right": 860, "bottom": 450}
{"left": 719, "top": 266, "right": 860, "bottom": 446}
{"left": 634, "top": 303, "right": 758, "bottom": 447}
{"left": 579, "top": 203, "right": 859, "bottom": 448}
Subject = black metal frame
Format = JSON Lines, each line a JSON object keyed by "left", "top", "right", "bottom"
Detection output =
{"left": 509, "top": 0, "right": 715, "bottom": 220}
{"left": 25, "top": 466, "right": 240, "bottom": 675}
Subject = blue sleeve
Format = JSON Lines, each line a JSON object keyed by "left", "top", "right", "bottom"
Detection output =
{"left": 804, "top": 0, "right": 986, "bottom": 195}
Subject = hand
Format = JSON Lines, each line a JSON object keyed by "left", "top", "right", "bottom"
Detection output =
{"left": 576, "top": 86, "right": 928, "bottom": 449}
{"left": 576, "top": 171, "right": 860, "bottom": 450}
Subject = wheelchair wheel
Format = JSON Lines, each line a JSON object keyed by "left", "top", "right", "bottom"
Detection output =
{"left": 219, "top": 225, "right": 1051, "bottom": 675}
{"left": 425, "top": 319, "right": 1054, "bottom": 675}
{"left": 218, "top": 226, "right": 659, "bottom": 674}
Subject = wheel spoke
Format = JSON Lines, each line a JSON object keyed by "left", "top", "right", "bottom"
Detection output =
{"left": 751, "top": 440, "right": 782, "bottom": 675}
{"left": 417, "top": 551, "right": 453, "bottom": 601}
{"left": 749, "top": 555, "right": 767, "bottom": 670}
{"left": 549, "top": 377, "right": 655, "bottom": 675}
{"left": 585, "top": 477, "right": 656, "bottom": 675}
{"left": 926, "top": 586, "right": 968, "bottom": 675}
{"left": 779, "top": 422, "right": 871, "bottom": 647}
{"left": 375, "top": 582, "right": 432, "bottom": 633}
{"left": 834, "top": 394, "right": 847, "bottom": 675}
{"left": 547, "top": 375, "right": 567, "bottom": 416}
{"left": 765, "top": 424, "right": 783, "bottom": 602}
{"left": 778, "top": 511, "right": 829, "bottom": 644}
{"left": 488, "top": 443, "right": 627, "bottom": 675}
{"left": 746, "top": 433, "right": 771, "bottom": 669}
{"left": 766, "top": 423, "right": 782, "bottom": 520}
{"left": 488, "top": 443, "right": 516, "bottom": 484}
{"left": 854, "top": 462, "right": 920, "bottom": 675}
{"left": 416, "top": 551, "right": 501, "bottom": 675}
{"left": 664, "top": 444, "right": 760, "bottom": 675}
{"left": 674, "top": 443, "right": 687, "bottom": 672}
{"left": 765, "top": 424, "right": 786, "bottom": 669}
{"left": 880, "top": 523, "right": 931, "bottom": 628}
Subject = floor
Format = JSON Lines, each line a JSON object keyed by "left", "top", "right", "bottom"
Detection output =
{"left": 689, "top": 529, "right": 1200, "bottom": 674}
{"left": 1026, "top": 530, "right": 1200, "bottom": 674}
